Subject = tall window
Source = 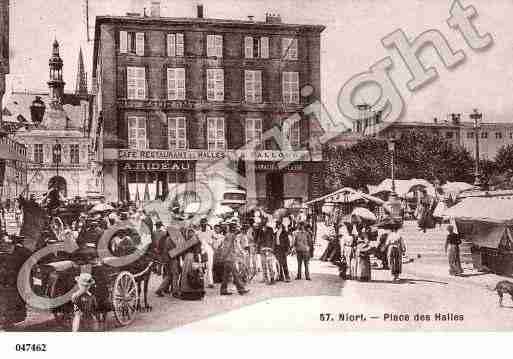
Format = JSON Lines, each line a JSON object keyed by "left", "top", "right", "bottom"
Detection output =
{"left": 281, "top": 38, "right": 298, "bottom": 60}
{"left": 207, "top": 117, "right": 225, "bottom": 150}
{"left": 127, "top": 67, "right": 146, "bottom": 100}
{"left": 496, "top": 132, "right": 503, "bottom": 139}
{"left": 52, "top": 144, "right": 62, "bottom": 164}
{"left": 284, "top": 118, "right": 301, "bottom": 148}
{"left": 282, "top": 72, "right": 299, "bottom": 104}
{"left": 128, "top": 116, "right": 147, "bottom": 150}
{"left": 244, "top": 36, "right": 269, "bottom": 59}
{"left": 70, "top": 144, "right": 80, "bottom": 164}
{"left": 168, "top": 117, "right": 187, "bottom": 149}
{"left": 206, "top": 69, "right": 224, "bottom": 101}
{"left": 206, "top": 34, "right": 223, "bottom": 57}
{"left": 34, "top": 144, "right": 43, "bottom": 164}
{"left": 120, "top": 31, "right": 145, "bottom": 56}
{"left": 167, "top": 33, "right": 184, "bottom": 57}
{"left": 244, "top": 70, "right": 262, "bottom": 103}
{"left": 167, "top": 68, "right": 186, "bottom": 100}
{"left": 245, "top": 118, "right": 262, "bottom": 148}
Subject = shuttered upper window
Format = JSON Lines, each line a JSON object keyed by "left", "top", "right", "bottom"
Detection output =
{"left": 128, "top": 116, "right": 147, "bottom": 150}
{"left": 244, "top": 36, "right": 269, "bottom": 59}
{"left": 167, "top": 68, "right": 186, "bottom": 100}
{"left": 282, "top": 71, "right": 299, "bottom": 104}
{"left": 206, "top": 69, "right": 224, "bottom": 101}
{"left": 281, "top": 38, "right": 298, "bottom": 60}
{"left": 207, "top": 117, "right": 225, "bottom": 150}
{"left": 207, "top": 34, "right": 223, "bottom": 57}
{"left": 167, "top": 33, "right": 184, "bottom": 57}
{"left": 120, "top": 31, "right": 145, "bottom": 56}
{"left": 168, "top": 117, "right": 187, "bottom": 149}
{"left": 127, "top": 67, "right": 146, "bottom": 100}
{"left": 245, "top": 118, "right": 263, "bottom": 148}
{"left": 244, "top": 70, "right": 262, "bottom": 103}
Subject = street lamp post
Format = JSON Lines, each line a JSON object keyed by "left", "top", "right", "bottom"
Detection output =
{"left": 387, "top": 139, "right": 396, "bottom": 193}
{"left": 53, "top": 139, "right": 61, "bottom": 177}
{"left": 470, "top": 109, "right": 483, "bottom": 187}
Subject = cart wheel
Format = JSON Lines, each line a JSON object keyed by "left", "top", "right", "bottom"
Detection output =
{"left": 112, "top": 271, "right": 138, "bottom": 326}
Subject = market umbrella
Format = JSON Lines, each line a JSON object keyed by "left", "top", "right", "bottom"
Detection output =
{"left": 351, "top": 207, "right": 377, "bottom": 222}
{"left": 214, "top": 204, "right": 234, "bottom": 219}
{"left": 88, "top": 203, "right": 115, "bottom": 214}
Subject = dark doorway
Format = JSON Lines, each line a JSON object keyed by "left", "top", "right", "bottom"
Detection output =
{"left": 266, "top": 172, "right": 284, "bottom": 211}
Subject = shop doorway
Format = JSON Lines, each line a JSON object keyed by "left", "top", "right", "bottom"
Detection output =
{"left": 266, "top": 172, "right": 284, "bottom": 211}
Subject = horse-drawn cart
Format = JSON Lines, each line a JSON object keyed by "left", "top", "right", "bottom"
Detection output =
{"left": 27, "top": 205, "right": 155, "bottom": 330}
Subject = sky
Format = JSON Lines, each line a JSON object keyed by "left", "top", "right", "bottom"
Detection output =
{"left": 5, "top": 0, "right": 513, "bottom": 123}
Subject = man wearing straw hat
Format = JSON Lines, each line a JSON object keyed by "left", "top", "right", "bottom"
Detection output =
{"left": 71, "top": 273, "right": 100, "bottom": 332}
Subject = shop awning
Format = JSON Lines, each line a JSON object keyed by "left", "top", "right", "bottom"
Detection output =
{"left": 445, "top": 197, "right": 513, "bottom": 224}
{"left": 368, "top": 178, "right": 434, "bottom": 197}
{"left": 305, "top": 187, "right": 391, "bottom": 213}
{"left": 474, "top": 226, "right": 507, "bottom": 248}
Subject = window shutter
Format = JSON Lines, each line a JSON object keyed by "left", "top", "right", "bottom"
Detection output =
{"left": 187, "top": 116, "right": 195, "bottom": 149}
{"left": 244, "top": 36, "right": 253, "bottom": 58}
{"left": 136, "top": 32, "right": 145, "bottom": 56}
{"left": 118, "top": 67, "right": 127, "bottom": 98}
{"left": 215, "top": 35, "right": 223, "bottom": 57}
{"left": 167, "top": 34, "right": 176, "bottom": 57}
{"left": 216, "top": 69, "right": 224, "bottom": 101}
{"left": 260, "top": 37, "right": 269, "bottom": 58}
{"left": 177, "top": 68, "right": 185, "bottom": 100}
{"left": 300, "top": 115, "right": 309, "bottom": 147}
{"left": 207, "top": 35, "right": 214, "bottom": 57}
{"left": 244, "top": 70, "right": 252, "bottom": 102}
{"left": 255, "top": 71, "right": 262, "bottom": 103}
{"left": 167, "top": 68, "right": 176, "bottom": 100}
{"left": 202, "top": 117, "right": 208, "bottom": 150}
{"left": 120, "top": 31, "right": 128, "bottom": 53}
{"left": 148, "top": 115, "right": 158, "bottom": 150}
{"left": 176, "top": 34, "right": 184, "bottom": 57}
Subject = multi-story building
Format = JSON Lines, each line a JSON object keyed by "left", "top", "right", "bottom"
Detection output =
{"left": 0, "top": 0, "right": 8, "bottom": 122}
{"left": 4, "top": 40, "right": 96, "bottom": 199}
{"left": 343, "top": 109, "right": 513, "bottom": 161}
{"left": 91, "top": 4, "right": 325, "bottom": 209}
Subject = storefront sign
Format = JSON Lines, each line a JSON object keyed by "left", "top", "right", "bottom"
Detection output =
{"left": 243, "top": 150, "right": 310, "bottom": 162}
{"left": 119, "top": 149, "right": 226, "bottom": 161}
{"left": 120, "top": 161, "right": 191, "bottom": 171}
{"left": 255, "top": 162, "right": 304, "bottom": 172}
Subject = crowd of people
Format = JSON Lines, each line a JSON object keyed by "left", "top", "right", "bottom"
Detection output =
{"left": 321, "top": 217, "right": 406, "bottom": 282}
{"left": 151, "top": 211, "right": 316, "bottom": 299}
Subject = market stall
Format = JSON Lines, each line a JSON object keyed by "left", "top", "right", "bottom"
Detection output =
{"left": 444, "top": 196, "right": 513, "bottom": 275}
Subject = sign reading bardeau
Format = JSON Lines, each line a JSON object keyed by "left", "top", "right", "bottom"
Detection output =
{"left": 118, "top": 149, "right": 310, "bottom": 162}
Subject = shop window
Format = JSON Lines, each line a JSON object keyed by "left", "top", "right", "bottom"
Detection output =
{"left": 207, "top": 117, "right": 225, "bottom": 150}
{"left": 168, "top": 117, "right": 187, "bottom": 149}
{"left": 167, "top": 33, "right": 184, "bottom": 57}
{"left": 128, "top": 116, "right": 147, "bottom": 150}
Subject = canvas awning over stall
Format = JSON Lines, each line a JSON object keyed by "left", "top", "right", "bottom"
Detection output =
{"left": 305, "top": 187, "right": 392, "bottom": 214}
{"left": 444, "top": 197, "right": 513, "bottom": 225}
{"left": 368, "top": 178, "right": 434, "bottom": 198}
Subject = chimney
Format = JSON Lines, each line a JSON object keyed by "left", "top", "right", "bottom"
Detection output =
{"left": 197, "top": 4, "right": 204, "bottom": 18}
{"left": 433, "top": 117, "right": 438, "bottom": 123}
{"left": 248, "top": 15, "right": 254, "bottom": 21}
{"left": 150, "top": 1, "right": 160, "bottom": 17}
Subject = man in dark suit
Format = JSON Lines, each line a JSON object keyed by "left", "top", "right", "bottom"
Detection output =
{"left": 155, "top": 222, "right": 180, "bottom": 297}
{"left": 274, "top": 220, "right": 291, "bottom": 282}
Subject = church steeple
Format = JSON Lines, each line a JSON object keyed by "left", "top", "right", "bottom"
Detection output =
{"left": 48, "top": 39, "right": 65, "bottom": 105}
{"left": 75, "top": 47, "right": 88, "bottom": 97}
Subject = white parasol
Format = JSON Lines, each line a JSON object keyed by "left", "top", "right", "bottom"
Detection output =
{"left": 351, "top": 207, "right": 377, "bottom": 222}
{"left": 88, "top": 203, "right": 115, "bottom": 214}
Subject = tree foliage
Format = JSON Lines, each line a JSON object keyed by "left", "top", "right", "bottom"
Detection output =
{"left": 322, "top": 132, "right": 475, "bottom": 193}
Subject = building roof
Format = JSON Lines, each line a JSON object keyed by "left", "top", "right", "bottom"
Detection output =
{"left": 2, "top": 91, "right": 87, "bottom": 131}
{"left": 92, "top": 14, "right": 325, "bottom": 74}
{"left": 445, "top": 196, "right": 513, "bottom": 224}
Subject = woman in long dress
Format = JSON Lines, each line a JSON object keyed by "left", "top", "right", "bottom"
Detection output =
{"left": 386, "top": 224, "right": 406, "bottom": 281}
{"left": 355, "top": 233, "right": 372, "bottom": 282}
{"left": 445, "top": 224, "right": 463, "bottom": 276}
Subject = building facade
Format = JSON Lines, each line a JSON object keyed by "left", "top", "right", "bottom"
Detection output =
{"left": 0, "top": 0, "right": 8, "bottom": 122}
{"left": 344, "top": 110, "right": 513, "bottom": 161}
{"left": 4, "top": 41, "right": 97, "bottom": 199}
{"left": 91, "top": 5, "right": 325, "bottom": 209}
